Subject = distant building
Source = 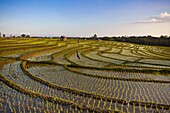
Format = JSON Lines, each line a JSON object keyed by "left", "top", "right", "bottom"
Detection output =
{"left": 60, "top": 36, "right": 67, "bottom": 41}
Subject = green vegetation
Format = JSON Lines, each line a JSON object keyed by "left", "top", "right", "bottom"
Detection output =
{"left": 0, "top": 38, "right": 169, "bottom": 112}
{"left": 102, "top": 35, "right": 170, "bottom": 47}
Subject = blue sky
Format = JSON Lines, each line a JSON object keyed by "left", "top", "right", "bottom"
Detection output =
{"left": 0, "top": 0, "right": 170, "bottom": 37}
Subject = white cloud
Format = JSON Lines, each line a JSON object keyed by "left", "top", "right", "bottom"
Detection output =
{"left": 136, "top": 12, "right": 170, "bottom": 24}
{"left": 160, "top": 12, "right": 170, "bottom": 18}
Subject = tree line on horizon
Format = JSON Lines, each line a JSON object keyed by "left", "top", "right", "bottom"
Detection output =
{"left": 100, "top": 35, "right": 170, "bottom": 47}
{"left": 0, "top": 32, "right": 170, "bottom": 47}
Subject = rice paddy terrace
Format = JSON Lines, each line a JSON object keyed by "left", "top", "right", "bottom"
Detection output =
{"left": 0, "top": 38, "right": 170, "bottom": 113}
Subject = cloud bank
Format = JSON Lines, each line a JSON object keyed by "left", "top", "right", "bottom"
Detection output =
{"left": 136, "top": 12, "right": 170, "bottom": 24}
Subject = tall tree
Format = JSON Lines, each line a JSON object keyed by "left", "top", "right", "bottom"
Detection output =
{"left": 93, "top": 34, "right": 97, "bottom": 39}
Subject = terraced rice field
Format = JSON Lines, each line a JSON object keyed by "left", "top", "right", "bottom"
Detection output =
{"left": 0, "top": 38, "right": 170, "bottom": 113}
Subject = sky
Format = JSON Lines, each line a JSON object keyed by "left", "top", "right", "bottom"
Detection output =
{"left": 0, "top": 0, "right": 170, "bottom": 37}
